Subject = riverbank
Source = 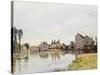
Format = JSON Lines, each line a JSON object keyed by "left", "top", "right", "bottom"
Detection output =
{"left": 68, "top": 53, "right": 97, "bottom": 70}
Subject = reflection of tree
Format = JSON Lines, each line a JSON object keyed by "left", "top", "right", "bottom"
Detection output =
{"left": 50, "top": 51, "right": 60, "bottom": 61}
{"left": 12, "top": 55, "right": 17, "bottom": 74}
{"left": 75, "top": 49, "right": 78, "bottom": 59}
{"left": 23, "top": 58, "right": 29, "bottom": 71}
{"left": 39, "top": 51, "right": 48, "bottom": 59}
{"left": 18, "top": 60, "right": 22, "bottom": 73}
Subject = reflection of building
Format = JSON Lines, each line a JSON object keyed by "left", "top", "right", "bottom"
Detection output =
{"left": 17, "top": 45, "right": 29, "bottom": 59}
{"left": 75, "top": 33, "right": 94, "bottom": 50}
{"left": 39, "top": 51, "right": 48, "bottom": 59}
{"left": 50, "top": 51, "right": 60, "bottom": 60}
{"left": 39, "top": 42, "right": 49, "bottom": 51}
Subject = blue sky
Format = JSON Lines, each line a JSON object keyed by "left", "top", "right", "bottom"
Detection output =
{"left": 14, "top": 1, "right": 97, "bottom": 45}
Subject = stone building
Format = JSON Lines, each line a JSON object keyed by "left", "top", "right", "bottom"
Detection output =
{"left": 39, "top": 42, "right": 49, "bottom": 51}
{"left": 84, "top": 35, "right": 94, "bottom": 49}
{"left": 75, "top": 33, "right": 94, "bottom": 50}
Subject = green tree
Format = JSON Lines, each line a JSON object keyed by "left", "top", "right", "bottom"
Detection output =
{"left": 12, "top": 26, "right": 18, "bottom": 53}
{"left": 11, "top": 26, "right": 18, "bottom": 74}
{"left": 70, "top": 41, "right": 75, "bottom": 49}
{"left": 17, "top": 29, "right": 23, "bottom": 53}
{"left": 24, "top": 43, "right": 30, "bottom": 59}
{"left": 24, "top": 43, "right": 30, "bottom": 50}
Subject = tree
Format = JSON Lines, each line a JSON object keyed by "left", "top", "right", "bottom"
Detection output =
{"left": 24, "top": 43, "right": 30, "bottom": 50}
{"left": 17, "top": 29, "right": 23, "bottom": 53}
{"left": 94, "top": 37, "right": 97, "bottom": 52}
{"left": 12, "top": 26, "right": 18, "bottom": 53}
{"left": 70, "top": 41, "right": 75, "bottom": 49}
{"left": 11, "top": 26, "right": 23, "bottom": 74}
{"left": 11, "top": 26, "right": 18, "bottom": 74}
{"left": 24, "top": 43, "right": 30, "bottom": 59}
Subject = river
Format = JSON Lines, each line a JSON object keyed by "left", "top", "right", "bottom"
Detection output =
{"left": 14, "top": 50, "right": 75, "bottom": 74}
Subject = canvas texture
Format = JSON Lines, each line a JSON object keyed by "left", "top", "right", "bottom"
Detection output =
{"left": 11, "top": 1, "right": 97, "bottom": 74}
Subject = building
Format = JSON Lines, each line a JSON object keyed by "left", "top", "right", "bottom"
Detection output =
{"left": 49, "top": 40, "right": 61, "bottom": 49}
{"left": 75, "top": 33, "right": 94, "bottom": 50}
{"left": 39, "top": 42, "right": 49, "bottom": 51}
{"left": 30, "top": 46, "right": 39, "bottom": 51}
{"left": 84, "top": 35, "right": 94, "bottom": 49}
{"left": 75, "top": 33, "right": 85, "bottom": 49}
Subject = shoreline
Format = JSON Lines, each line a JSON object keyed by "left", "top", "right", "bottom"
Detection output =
{"left": 68, "top": 53, "right": 97, "bottom": 71}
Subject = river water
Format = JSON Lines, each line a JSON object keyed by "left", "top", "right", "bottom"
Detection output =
{"left": 14, "top": 50, "right": 75, "bottom": 74}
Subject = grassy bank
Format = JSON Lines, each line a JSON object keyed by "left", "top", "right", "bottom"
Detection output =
{"left": 68, "top": 53, "right": 97, "bottom": 70}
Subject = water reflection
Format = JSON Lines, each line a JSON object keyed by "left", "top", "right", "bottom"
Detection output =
{"left": 39, "top": 51, "right": 48, "bottom": 59}
{"left": 14, "top": 50, "right": 75, "bottom": 74}
{"left": 50, "top": 50, "right": 60, "bottom": 60}
{"left": 18, "top": 59, "right": 22, "bottom": 73}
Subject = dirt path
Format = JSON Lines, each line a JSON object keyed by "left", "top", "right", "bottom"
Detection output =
{"left": 78, "top": 53, "right": 97, "bottom": 58}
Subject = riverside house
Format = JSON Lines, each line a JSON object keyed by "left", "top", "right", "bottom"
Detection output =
{"left": 75, "top": 33, "right": 95, "bottom": 53}
{"left": 39, "top": 42, "right": 49, "bottom": 51}
{"left": 30, "top": 46, "right": 39, "bottom": 52}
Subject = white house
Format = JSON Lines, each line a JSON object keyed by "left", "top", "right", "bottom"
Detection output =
{"left": 39, "top": 42, "right": 49, "bottom": 51}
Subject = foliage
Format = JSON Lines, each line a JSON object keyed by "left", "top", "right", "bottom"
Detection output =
{"left": 12, "top": 26, "right": 23, "bottom": 53}
{"left": 68, "top": 54, "right": 97, "bottom": 70}
{"left": 18, "top": 29, "right": 23, "bottom": 39}
{"left": 24, "top": 43, "right": 30, "bottom": 49}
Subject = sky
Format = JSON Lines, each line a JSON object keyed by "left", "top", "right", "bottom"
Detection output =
{"left": 14, "top": 1, "right": 97, "bottom": 46}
